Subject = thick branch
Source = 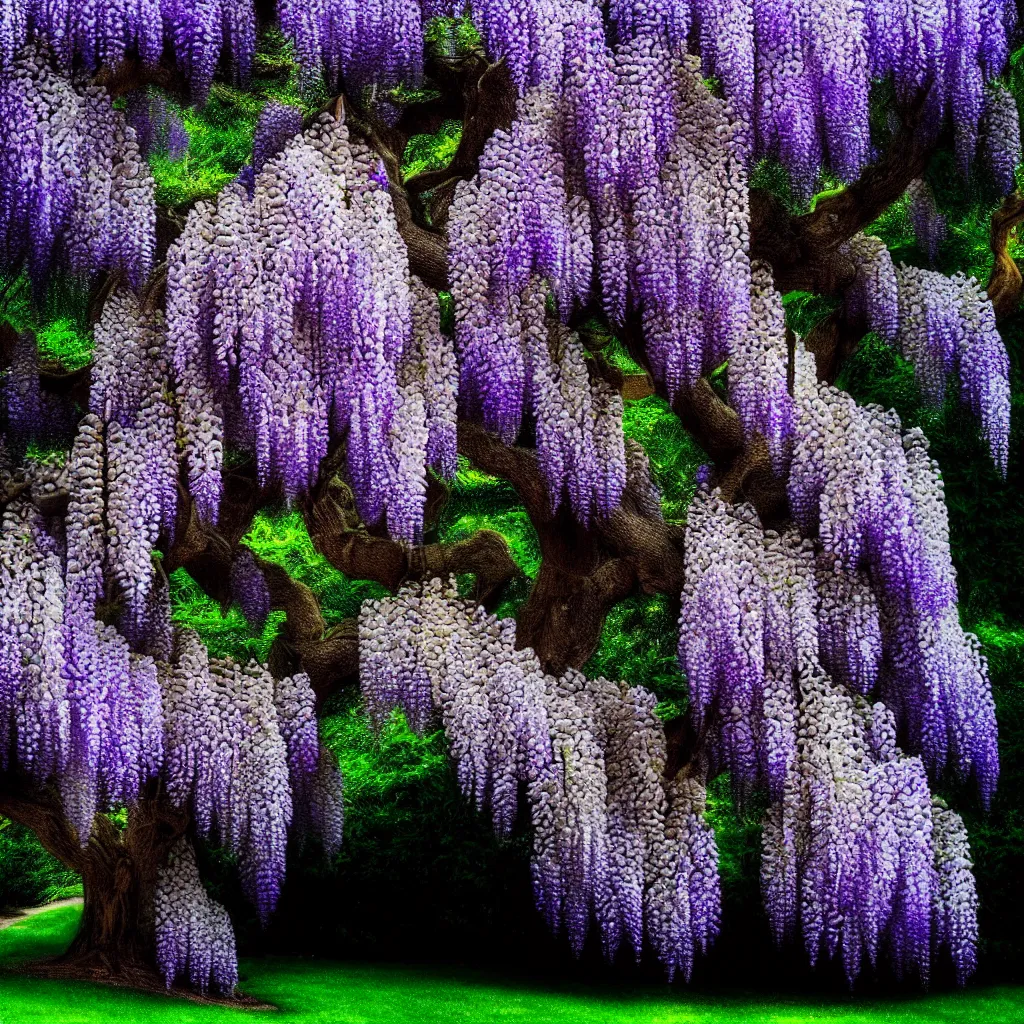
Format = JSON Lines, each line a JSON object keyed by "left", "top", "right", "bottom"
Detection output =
{"left": 457, "top": 420, "right": 687, "bottom": 673}
{"left": 303, "top": 467, "right": 520, "bottom": 608}
{"left": 986, "top": 190, "right": 1024, "bottom": 320}
{"left": 165, "top": 479, "right": 358, "bottom": 703}
{"left": 750, "top": 119, "right": 934, "bottom": 294}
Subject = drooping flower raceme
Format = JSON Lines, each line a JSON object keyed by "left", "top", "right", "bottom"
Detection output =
{"left": 841, "top": 237, "right": 1011, "bottom": 475}
{"left": 359, "top": 577, "right": 720, "bottom": 978}
{"left": 677, "top": 478, "right": 982, "bottom": 984}
{"left": 0, "top": 48, "right": 155, "bottom": 295}
{"left": 787, "top": 342, "right": 999, "bottom": 802}
{"left": 907, "top": 179, "right": 947, "bottom": 266}
{"left": 155, "top": 838, "right": 238, "bottom": 994}
{"left": 167, "top": 112, "right": 456, "bottom": 541}
{"left": 0, "top": 0, "right": 255, "bottom": 102}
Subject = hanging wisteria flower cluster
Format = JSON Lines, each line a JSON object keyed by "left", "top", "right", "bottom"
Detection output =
{"left": 906, "top": 180, "right": 947, "bottom": 266}
{"left": 359, "top": 577, "right": 720, "bottom": 978}
{"left": 0, "top": 0, "right": 254, "bottom": 101}
{"left": 0, "top": 329, "right": 74, "bottom": 453}
{"left": 842, "top": 236, "right": 1011, "bottom": 473}
{"left": 124, "top": 89, "right": 189, "bottom": 161}
{"left": 0, "top": 494, "right": 343, "bottom": 862}
{"left": 762, "top": 665, "right": 978, "bottom": 984}
{"left": 785, "top": 342, "right": 999, "bottom": 800}
{"left": 155, "top": 838, "right": 238, "bottom": 994}
{"left": 462, "top": 0, "right": 1016, "bottom": 196}
{"left": 252, "top": 101, "right": 304, "bottom": 175}
{"left": 727, "top": 262, "right": 793, "bottom": 468}
{"left": 277, "top": 0, "right": 434, "bottom": 96}
{"left": 448, "top": 57, "right": 748, "bottom": 516}
{"left": 79, "top": 290, "right": 178, "bottom": 641}
{"left": 0, "top": 47, "right": 155, "bottom": 294}
{"left": 679, "top": 484, "right": 980, "bottom": 983}
{"left": 166, "top": 112, "right": 457, "bottom": 542}
{"left": 162, "top": 631, "right": 343, "bottom": 921}
{"left": 979, "top": 85, "right": 1022, "bottom": 196}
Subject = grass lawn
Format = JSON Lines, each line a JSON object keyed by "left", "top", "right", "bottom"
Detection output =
{"left": 1, "top": 905, "right": 1023, "bottom": 1024}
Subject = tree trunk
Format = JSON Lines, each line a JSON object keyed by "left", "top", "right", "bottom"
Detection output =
{"left": 0, "top": 778, "right": 185, "bottom": 989}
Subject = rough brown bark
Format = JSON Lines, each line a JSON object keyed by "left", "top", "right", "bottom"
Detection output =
{"left": 303, "top": 460, "right": 520, "bottom": 609}
{"left": 0, "top": 778, "right": 185, "bottom": 987}
{"left": 457, "top": 421, "right": 687, "bottom": 674}
{"left": 749, "top": 116, "right": 934, "bottom": 295}
{"left": 986, "top": 190, "right": 1024, "bottom": 319}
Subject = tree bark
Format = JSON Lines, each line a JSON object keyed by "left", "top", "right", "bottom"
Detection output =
{"left": 0, "top": 778, "right": 185, "bottom": 987}
{"left": 457, "top": 421, "right": 687, "bottom": 674}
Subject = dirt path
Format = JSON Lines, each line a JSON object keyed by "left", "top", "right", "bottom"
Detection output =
{"left": 0, "top": 896, "right": 83, "bottom": 931}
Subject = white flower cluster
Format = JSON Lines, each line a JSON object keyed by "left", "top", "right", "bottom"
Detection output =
{"left": 75, "top": 290, "right": 178, "bottom": 639}
{"left": 788, "top": 341, "right": 998, "bottom": 801}
{"left": 728, "top": 261, "right": 794, "bottom": 469}
{"left": 154, "top": 838, "right": 238, "bottom": 994}
{"left": 842, "top": 236, "right": 1010, "bottom": 474}
{"left": 678, "top": 489, "right": 811, "bottom": 797}
{"left": 359, "top": 577, "right": 720, "bottom": 975}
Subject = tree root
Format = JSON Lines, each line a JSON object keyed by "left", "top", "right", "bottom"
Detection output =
{"left": 12, "top": 957, "right": 275, "bottom": 1009}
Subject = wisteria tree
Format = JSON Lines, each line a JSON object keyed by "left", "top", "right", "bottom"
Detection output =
{"left": 0, "top": 0, "right": 1020, "bottom": 1000}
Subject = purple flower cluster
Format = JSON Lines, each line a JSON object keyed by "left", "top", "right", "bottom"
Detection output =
{"left": 608, "top": 51, "right": 751, "bottom": 397}
{"left": 450, "top": 90, "right": 594, "bottom": 440}
{"left": 605, "top": 0, "right": 1018, "bottom": 193}
{"left": 230, "top": 548, "right": 271, "bottom": 630}
{"left": 155, "top": 838, "right": 238, "bottom": 994}
{"left": 728, "top": 262, "right": 794, "bottom": 469}
{"left": 678, "top": 490, "right": 810, "bottom": 799}
{"left": 931, "top": 798, "right": 979, "bottom": 985}
{"left": 907, "top": 180, "right": 947, "bottom": 266}
{"left": 979, "top": 86, "right": 1021, "bottom": 196}
{"left": 278, "top": 0, "right": 427, "bottom": 96}
{"left": 359, "top": 577, "right": 720, "bottom": 977}
{"left": 161, "top": 633, "right": 343, "bottom": 919}
{"left": 894, "top": 264, "right": 1011, "bottom": 474}
{"left": 840, "top": 242, "right": 1010, "bottom": 474}
{"left": 167, "top": 113, "right": 454, "bottom": 541}
{"left": 0, "top": 0, "right": 254, "bottom": 102}
{"left": 252, "top": 101, "right": 304, "bottom": 175}
{"left": 787, "top": 342, "right": 999, "bottom": 802}
{"left": 761, "top": 665, "right": 974, "bottom": 983}
{"left": 0, "top": 49, "right": 155, "bottom": 295}
{"left": 88, "top": 291, "right": 179, "bottom": 634}
{"left": 0, "top": 497, "right": 165, "bottom": 842}
{"left": 675, "top": 478, "right": 982, "bottom": 982}
{"left": 842, "top": 234, "right": 900, "bottom": 343}
{"left": 124, "top": 89, "right": 188, "bottom": 161}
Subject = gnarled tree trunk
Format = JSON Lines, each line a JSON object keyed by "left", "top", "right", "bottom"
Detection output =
{"left": 0, "top": 777, "right": 186, "bottom": 989}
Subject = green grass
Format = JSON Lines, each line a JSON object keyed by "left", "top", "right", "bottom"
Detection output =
{"left": 1, "top": 905, "right": 1024, "bottom": 1023}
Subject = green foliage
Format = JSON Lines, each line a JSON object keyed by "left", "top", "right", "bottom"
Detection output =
{"left": 623, "top": 395, "right": 705, "bottom": 522}
{"left": 403, "top": 119, "right": 463, "bottom": 181}
{"left": 434, "top": 458, "right": 538, "bottom": 618}
{"left": 149, "top": 30, "right": 313, "bottom": 209}
{"left": 0, "top": 820, "right": 80, "bottom": 910}
{"left": 243, "top": 509, "right": 387, "bottom": 624}
{"left": 0, "top": 274, "right": 93, "bottom": 371}
{"left": 169, "top": 509, "right": 388, "bottom": 662}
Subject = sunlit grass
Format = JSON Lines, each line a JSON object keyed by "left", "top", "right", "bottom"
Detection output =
{"left": 2, "top": 906, "right": 1024, "bottom": 1023}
